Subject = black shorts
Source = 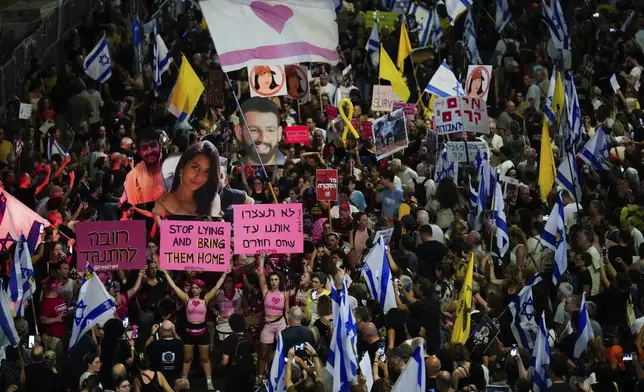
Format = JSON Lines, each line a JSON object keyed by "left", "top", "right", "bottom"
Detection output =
{"left": 181, "top": 322, "right": 210, "bottom": 346}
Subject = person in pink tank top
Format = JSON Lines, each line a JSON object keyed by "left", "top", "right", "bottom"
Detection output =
{"left": 258, "top": 255, "right": 289, "bottom": 383}
{"left": 163, "top": 269, "right": 230, "bottom": 391}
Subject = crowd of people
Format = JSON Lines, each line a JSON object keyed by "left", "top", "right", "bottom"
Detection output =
{"left": 1, "top": 0, "right": 644, "bottom": 392}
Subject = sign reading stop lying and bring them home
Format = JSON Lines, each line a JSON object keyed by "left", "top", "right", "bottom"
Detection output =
{"left": 433, "top": 96, "right": 489, "bottom": 135}
{"left": 234, "top": 204, "right": 303, "bottom": 254}
{"left": 160, "top": 221, "right": 231, "bottom": 272}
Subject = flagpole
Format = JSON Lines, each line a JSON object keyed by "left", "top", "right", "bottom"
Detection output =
{"left": 30, "top": 299, "right": 39, "bottom": 335}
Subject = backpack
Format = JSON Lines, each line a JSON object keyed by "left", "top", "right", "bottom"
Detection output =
{"left": 230, "top": 335, "right": 256, "bottom": 377}
{"left": 412, "top": 178, "right": 431, "bottom": 207}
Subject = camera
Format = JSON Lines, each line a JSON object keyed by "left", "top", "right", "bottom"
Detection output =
{"left": 294, "top": 343, "right": 306, "bottom": 351}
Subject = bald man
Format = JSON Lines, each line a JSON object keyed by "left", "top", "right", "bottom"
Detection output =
{"left": 146, "top": 320, "right": 183, "bottom": 386}
{"left": 282, "top": 306, "right": 316, "bottom": 359}
{"left": 426, "top": 355, "right": 441, "bottom": 391}
{"left": 436, "top": 371, "right": 454, "bottom": 392}
{"left": 174, "top": 378, "right": 190, "bottom": 392}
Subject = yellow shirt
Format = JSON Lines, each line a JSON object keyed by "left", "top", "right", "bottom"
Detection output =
{"left": 0, "top": 140, "right": 13, "bottom": 164}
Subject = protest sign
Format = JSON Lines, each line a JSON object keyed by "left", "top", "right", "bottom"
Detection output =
{"left": 234, "top": 204, "right": 303, "bottom": 254}
{"left": 375, "top": 227, "right": 394, "bottom": 244}
{"left": 284, "top": 126, "right": 310, "bottom": 145}
{"left": 285, "top": 64, "right": 309, "bottom": 100}
{"left": 248, "top": 65, "right": 287, "bottom": 98}
{"left": 372, "top": 109, "right": 409, "bottom": 160}
{"left": 76, "top": 221, "right": 147, "bottom": 271}
{"left": 445, "top": 141, "right": 488, "bottom": 163}
{"left": 18, "top": 103, "right": 32, "bottom": 120}
{"left": 326, "top": 104, "right": 338, "bottom": 120}
{"left": 205, "top": 70, "right": 225, "bottom": 107}
{"left": 371, "top": 85, "right": 404, "bottom": 112}
{"left": 434, "top": 96, "right": 489, "bottom": 135}
{"left": 466, "top": 315, "right": 499, "bottom": 358}
{"left": 392, "top": 102, "right": 417, "bottom": 120}
{"left": 316, "top": 169, "right": 338, "bottom": 201}
{"left": 361, "top": 121, "right": 373, "bottom": 138}
{"left": 465, "top": 65, "right": 493, "bottom": 101}
{"left": 160, "top": 221, "right": 231, "bottom": 272}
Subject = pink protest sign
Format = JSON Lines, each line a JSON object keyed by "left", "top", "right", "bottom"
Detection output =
{"left": 361, "top": 121, "right": 373, "bottom": 138}
{"left": 326, "top": 104, "right": 338, "bottom": 120}
{"left": 392, "top": 102, "right": 417, "bottom": 119}
{"left": 160, "top": 221, "right": 231, "bottom": 271}
{"left": 234, "top": 204, "right": 303, "bottom": 254}
{"left": 284, "top": 125, "right": 310, "bottom": 144}
{"left": 76, "top": 220, "right": 147, "bottom": 272}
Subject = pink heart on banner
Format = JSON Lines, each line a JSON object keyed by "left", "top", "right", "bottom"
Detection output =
{"left": 191, "top": 300, "right": 201, "bottom": 308}
{"left": 250, "top": 1, "right": 294, "bottom": 34}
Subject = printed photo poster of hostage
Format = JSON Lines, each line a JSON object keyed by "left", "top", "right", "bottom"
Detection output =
{"left": 465, "top": 65, "right": 492, "bottom": 101}
{"left": 248, "top": 65, "right": 288, "bottom": 98}
{"left": 75, "top": 220, "right": 148, "bottom": 271}
{"left": 371, "top": 108, "right": 409, "bottom": 161}
{"left": 234, "top": 203, "right": 303, "bottom": 254}
{"left": 285, "top": 64, "right": 310, "bottom": 101}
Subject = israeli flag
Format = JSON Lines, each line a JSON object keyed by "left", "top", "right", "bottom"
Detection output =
{"left": 425, "top": 60, "right": 464, "bottom": 97}
{"left": 444, "top": 0, "right": 472, "bottom": 25}
{"left": 407, "top": 3, "right": 431, "bottom": 47}
{"left": 47, "top": 136, "right": 66, "bottom": 158}
{"left": 495, "top": 0, "right": 511, "bottom": 33}
{"left": 0, "top": 287, "right": 20, "bottom": 362}
{"left": 83, "top": 35, "right": 112, "bottom": 83}
{"left": 578, "top": 127, "right": 609, "bottom": 171}
{"left": 268, "top": 332, "right": 286, "bottom": 392}
{"left": 508, "top": 274, "right": 542, "bottom": 349}
{"left": 326, "top": 276, "right": 358, "bottom": 392}
{"left": 362, "top": 236, "right": 397, "bottom": 314}
{"left": 573, "top": 293, "right": 594, "bottom": 359}
{"left": 366, "top": 20, "right": 380, "bottom": 67}
{"left": 531, "top": 311, "right": 551, "bottom": 392}
{"left": 541, "top": 193, "right": 567, "bottom": 284}
{"left": 493, "top": 181, "right": 509, "bottom": 257}
{"left": 469, "top": 179, "right": 478, "bottom": 208}
{"left": 335, "top": 0, "right": 343, "bottom": 13}
{"left": 153, "top": 34, "right": 173, "bottom": 94}
{"left": 428, "top": 7, "right": 443, "bottom": 49}
{"left": 474, "top": 162, "right": 488, "bottom": 226}
{"left": 70, "top": 264, "right": 116, "bottom": 349}
{"left": 435, "top": 148, "right": 458, "bottom": 184}
{"left": 541, "top": 0, "right": 569, "bottom": 50}
{"left": 463, "top": 9, "right": 482, "bottom": 64}
{"left": 556, "top": 150, "right": 582, "bottom": 202}
{"left": 392, "top": 341, "right": 426, "bottom": 392}
{"left": 565, "top": 73, "right": 582, "bottom": 149}
{"left": 9, "top": 235, "right": 35, "bottom": 317}
{"left": 544, "top": 72, "right": 558, "bottom": 124}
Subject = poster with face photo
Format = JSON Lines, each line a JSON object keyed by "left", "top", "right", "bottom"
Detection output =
{"left": 248, "top": 65, "right": 287, "bottom": 98}
{"left": 465, "top": 65, "right": 492, "bottom": 101}
{"left": 285, "top": 64, "right": 310, "bottom": 101}
{"left": 371, "top": 109, "right": 409, "bottom": 161}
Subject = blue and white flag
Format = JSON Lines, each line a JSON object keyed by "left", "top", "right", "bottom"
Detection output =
{"left": 493, "top": 181, "right": 509, "bottom": 257}
{"left": 541, "top": 193, "right": 567, "bottom": 284}
{"left": 392, "top": 341, "right": 426, "bottom": 392}
{"left": 541, "top": 0, "right": 569, "bottom": 50}
{"left": 366, "top": 20, "right": 380, "bottom": 66}
{"left": 445, "top": 0, "right": 472, "bottom": 25}
{"left": 565, "top": 73, "right": 582, "bottom": 149}
{"left": 9, "top": 235, "right": 35, "bottom": 317}
{"left": 544, "top": 72, "right": 558, "bottom": 124}
{"left": 47, "top": 136, "right": 66, "bottom": 158}
{"left": 0, "top": 191, "right": 49, "bottom": 254}
{"left": 531, "top": 311, "right": 551, "bottom": 392}
{"left": 495, "top": 0, "right": 511, "bottom": 33}
{"left": 132, "top": 19, "right": 142, "bottom": 46}
{"left": 508, "top": 274, "right": 542, "bottom": 349}
{"left": 335, "top": 0, "right": 343, "bottom": 13}
{"left": 578, "top": 127, "right": 609, "bottom": 170}
{"left": 267, "top": 332, "right": 286, "bottom": 392}
{"left": 425, "top": 61, "right": 464, "bottom": 97}
{"left": 407, "top": 3, "right": 431, "bottom": 47}
{"left": 573, "top": 293, "right": 594, "bottom": 359}
{"left": 70, "top": 264, "right": 116, "bottom": 349}
{"left": 153, "top": 34, "right": 173, "bottom": 94}
{"left": 0, "top": 287, "right": 20, "bottom": 362}
{"left": 463, "top": 9, "right": 482, "bottom": 64}
{"left": 469, "top": 179, "right": 478, "bottom": 208}
{"left": 362, "top": 236, "right": 397, "bottom": 313}
{"left": 326, "top": 276, "right": 358, "bottom": 392}
{"left": 428, "top": 7, "right": 443, "bottom": 49}
{"left": 435, "top": 148, "right": 458, "bottom": 184}
{"left": 83, "top": 35, "right": 112, "bottom": 83}
{"left": 622, "top": 11, "right": 635, "bottom": 32}
{"left": 556, "top": 150, "right": 582, "bottom": 202}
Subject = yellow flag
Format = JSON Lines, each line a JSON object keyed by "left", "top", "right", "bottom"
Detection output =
{"left": 551, "top": 71, "right": 565, "bottom": 122}
{"left": 538, "top": 116, "right": 556, "bottom": 202}
{"left": 451, "top": 251, "right": 474, "bottom": 345}
{"left": 167, "top": 54, "right": 205, "bottom": 121}
{"left": 396, "top": 24, "right": 412, "bottom": 73}
{"left": 379, "top": 45, "right": 410, "bottom": 102}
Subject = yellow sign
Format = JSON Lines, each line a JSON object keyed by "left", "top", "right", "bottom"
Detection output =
{"left": 366, "top": 11, "right": 398, "bottom": 31}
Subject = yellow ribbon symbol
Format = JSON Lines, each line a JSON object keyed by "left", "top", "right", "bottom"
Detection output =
{"left": 338, "top": 98, "right": 360, "bottom": 146}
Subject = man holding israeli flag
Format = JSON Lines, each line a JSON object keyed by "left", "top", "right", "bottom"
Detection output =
{"left": 392, "top": 340, "right": 426, "bottom": 392}
{"left": 531, "top": 311, "right": 551, "bottom": 392}
{"left": 9, "top": 234, "right": 36, "bottom": 317}
{"left": 362, "top": 236, "right": 397, "bottom": 313}
{"left": 508, "top": 274, "right": 542, "bottom": 349}
{"left": 84, "top": 35, "right": 112, "bottom": 83}
{"left": 578, "top": 127, "right": 609, "bottom": 170}
{"left": 70, "top": 264, "right": 116, "bottom": 349}
{"left": 573, "top": 293, "right": 594, "bottom": 360}
{"left": 541, "top": 192, "right": 568, "bottom": 284}
{"left": 326, "top": 273, "right": 358, "bottom": 392}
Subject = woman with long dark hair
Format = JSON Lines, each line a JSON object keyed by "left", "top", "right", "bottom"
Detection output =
{"left": 153, "top": 141, "right": 221, "bottom": 217}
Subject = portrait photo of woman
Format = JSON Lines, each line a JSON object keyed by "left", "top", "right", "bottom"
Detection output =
{"left": 285, "top": 65, "right": 305, "bottom": 98}
{"left": 252, "top": 65, "right": 279, "bottom": 96}
{"left": 153, "top": 141, "right": 222, "bottom": 218}
{"left": 466, "top": 67, "right": 488, "bottom": 100}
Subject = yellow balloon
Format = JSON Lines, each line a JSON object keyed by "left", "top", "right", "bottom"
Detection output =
{"left": 338, "top": 98, "right": 360, "bottom": 147}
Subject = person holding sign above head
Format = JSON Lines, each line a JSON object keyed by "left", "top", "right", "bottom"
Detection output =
{"left": 153, "top": 141, "right": 221, "bottom": 218}
{"left": 235, "top": 97, "right": 285, "bottom": 166}
{"left": 162, "top": 269, "right": 231, "bottom": 391}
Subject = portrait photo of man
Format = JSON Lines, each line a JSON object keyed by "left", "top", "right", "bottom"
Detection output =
{"left": 235, "top": 97, "right": 285, "bottom": 166}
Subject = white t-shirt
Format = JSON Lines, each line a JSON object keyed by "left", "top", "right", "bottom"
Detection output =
{"left": 630, "top": 65, "right": 642, "bottom": 91}
{"left": 632, "top": 227, "right": 644, "bottom": 257}
{"left": 397, "top": 167, "right": 418, "bottom": 187}
{"left": 563, "top": 203, "right": 582, "bottom": 233}
{"left": 586, "top": 246, "right": 601, "bottom": 296}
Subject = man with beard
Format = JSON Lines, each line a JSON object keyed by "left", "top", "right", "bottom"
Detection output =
{"left": 121, "top": 128, "right": 165, "bottom": 206}
{"left": 235, "top": 97, "right": 285, "bottom": 166}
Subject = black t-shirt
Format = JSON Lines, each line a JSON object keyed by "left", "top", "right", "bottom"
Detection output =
{"left": 14, "top": 187, "right": 37, "bottom": 210}
{"left": 415, "top": 241, "right": 446, "bottom": 281}
{"left": 24, "top": 362, "right": 61, "bottom": 392}
{"left": 386, "top": 308, "right": 408, "bottom": 348}
{"left": 547, "top": 382, "right": 575, "bottom": 392}
{"left": 146, "top": 338, "right": 184, "bottom": 383}
{"left": 575, "top": 269, "right": 593, "bottom": 295}
{"left": 281, "top": 326, "right": 316, "bottom": 359}
{"left": 408, "top": 297, "right": 441, "bottom": 354}
{"left": 609, "top": 245, "right": 633, "bottom": 266}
